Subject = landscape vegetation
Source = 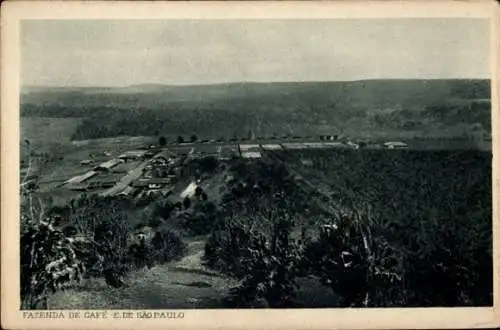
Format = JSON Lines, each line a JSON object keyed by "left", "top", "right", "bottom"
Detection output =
{"left": 20, "top": 79, "right": 492, "bottom": 309}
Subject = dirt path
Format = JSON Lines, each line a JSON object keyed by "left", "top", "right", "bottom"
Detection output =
{"left": 49, "top": 240, "right": 235, "bottom": 309}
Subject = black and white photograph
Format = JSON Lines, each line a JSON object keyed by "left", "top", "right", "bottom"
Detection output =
{"left": 2, "top": 1, "right": 500, "bottom": 329}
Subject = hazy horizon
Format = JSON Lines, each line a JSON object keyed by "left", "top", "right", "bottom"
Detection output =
{"left": 22, "top": 19, "right": 490, "bottom": 87}
{"left": 21, "top": 77, "right": 492, "bottom": 90}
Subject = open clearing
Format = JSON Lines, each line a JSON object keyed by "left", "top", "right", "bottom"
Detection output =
{"left": 21, "top": 117, "right": 83, "bottom": 147}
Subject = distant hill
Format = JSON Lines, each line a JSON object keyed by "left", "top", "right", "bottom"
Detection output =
{"left": 20, "top": 79, "right": 491, "bottom": 141}
{"left": 21, "top": 79, "right": 490, "bottom": 109}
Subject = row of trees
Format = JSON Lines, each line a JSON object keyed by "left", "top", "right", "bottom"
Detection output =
{"left": 158, "top": 135, "right": 198, "bottom": 146}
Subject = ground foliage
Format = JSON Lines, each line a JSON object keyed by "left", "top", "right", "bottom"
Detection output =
{"left": 20, "top": 191, "right": 187, "bottom": 309}
{"left": 204, "top": 150, "right": 492, "bottom": 307}
{"left": 21, "top": 146, "right": 492, "bottom": 308}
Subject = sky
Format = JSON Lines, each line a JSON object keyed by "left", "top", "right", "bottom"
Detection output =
{"left": 21, "top": 19, "right": 490, "bottom": 87}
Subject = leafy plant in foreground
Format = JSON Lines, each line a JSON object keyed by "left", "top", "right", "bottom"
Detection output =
{"left": 21, "top": 217, "right": 87, "bottom": 309}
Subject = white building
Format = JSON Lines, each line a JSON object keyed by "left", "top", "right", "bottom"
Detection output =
{"left": 383, "top": 141, "right": 409, "bottom": 149}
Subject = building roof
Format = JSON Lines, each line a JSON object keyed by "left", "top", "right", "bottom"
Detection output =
{"left": 239, "top": 144, "right": 260, "bottom": 151}
{"left": 384, "top": 141, "right": 408, "bottom": 147}
{"left": 65, "top": 171, "right": 98, "bottom": 184}
{"left": 282, "top": 143, "right": 307, "bottom": 149}
{"left": 153, "top": 150, "right": 174, "bottom": 160}
{"left": 118, "top": 150, "right": 148, "bottom": 158}
{"left": 139, "top": 178, "right": 172, "bottom": 184}
{"left": 95, "top": 158, "right": 123, "bottom": 170}
{"left": 261, "top": 144, "right": 283, "bottom": 150}
{"left": 304, "top": 142, "right": 326, "bottom": 148}
{"left": 118, "top": 186, "right": 136, "bottom": 196}
{"left": 241, "top": 151, "right": 262, "bottom": 159}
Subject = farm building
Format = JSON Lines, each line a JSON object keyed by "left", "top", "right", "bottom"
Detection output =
{"left": 64, "top": 171, "right": 98, "bottom": 185}
{"left": 261, "top": 144, "right": 283, "bottom": 151}
{"left": 118, "top": 186, "right": 138, "bottom": 196}
{"left": 282, "top": 143, "right": 307, "bottom": 150}
{"left": 118, "top": 150, "right": 147, "bottom": 161}
{"left": 180, "top": 181, "right": 200, "bottom": 199}
{"left": 239, "top": 144, "right": 260, "bottom": 151}
{"left": 384, "top": 141, "right": 408, "bottom": 149}
{"left": 80, "top": 159, "right": 93, "bottom": 166}
{"left": 241, "top": 151, "right": 262, "bottom": 159}
{"left": 94, "top": 159, "right": 124, "bottom": 171}
{"left": 323, "top": 142, "right": 351, "bottom": 149}
{"left": 304, "top": 142, "right": 327, "bottom": 149}
{"left": 154, "top": 150, "right": 175, "bottom": 160}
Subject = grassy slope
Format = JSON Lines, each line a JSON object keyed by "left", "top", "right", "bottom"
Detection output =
{"left": 21, "top": 117, "right": 83, "bottom": 153}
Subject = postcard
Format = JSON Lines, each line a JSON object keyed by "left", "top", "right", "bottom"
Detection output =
{"left": 1, "top": 0, "right": 499, "bottom": 329}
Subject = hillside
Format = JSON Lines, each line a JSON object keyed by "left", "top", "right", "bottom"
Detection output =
{"left": 21, "top": 79, "right": 490, "bottom": 109}
{"left": 20, "top": 79, "right": 491, "bottom": 141}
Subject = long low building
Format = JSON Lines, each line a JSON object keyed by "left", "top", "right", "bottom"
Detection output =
{"left": 241, "top": 151, "right": 262, "bottom": 159}
{"left": 94, "top": 158, "right": 124, "bottom": 171}
{"left": 64, "top": 170, "right": 98, "bottom": 185}
{"left": 239, "top": 144, "right": 260, "bottom": 151}
{"left": 261, "top": 144, "right": 283, "bottom": 151}
{"left": 384, "top": 141, "right": 408, "bottom": 149}
{"left": 118, "top": 150, "right": 148, "bottom": 160}
{"left": 303, "top": 142, "right": 327, "bottom": 148}
{"left": 117, "top": 186, "right": 138, "bottom": 196}
{"left": 281, "top": 143, "right": 308, "bottom": 150}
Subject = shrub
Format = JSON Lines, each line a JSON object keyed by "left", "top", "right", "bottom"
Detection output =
{"left": 21, "top": 217, "right": 87, "bottom": 309}
{"left": 303, "top": 213, "right": 404, "bottom": 307}
{"left": 183, "top": 197, "right": 192, "bottom": 210}
{"left": 225, "top": 218, "right": 301, "bottom": 308}
{"left": 150, "top": 226, "right": 187, "bottom": 263}
{"left": 203, "top": 222, "right": 252, "bottom": 277}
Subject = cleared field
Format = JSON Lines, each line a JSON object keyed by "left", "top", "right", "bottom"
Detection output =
{"left": 70, "top": 135, "right": 155, "bottom": 150}
{"left": 21, "top": 117, "right": 83, "bottom": 146}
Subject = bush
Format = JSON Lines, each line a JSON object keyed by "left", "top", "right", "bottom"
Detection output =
{"left": 150, "top": 226, "right": 187, "bottom": 263}
{"left": 225, "top": 219, "right": 301, "bottom": 308}
{"left": 203, "top": 222, "right": 252, "bottom": 277}
{"left": 303, "top": 213, "right": 404, "bottom": 307}
{"left": 183, "top": 197, "right": 192, "bottom": 210}
{"left": 21, "top": 217, "right": 87, "bottom": 309}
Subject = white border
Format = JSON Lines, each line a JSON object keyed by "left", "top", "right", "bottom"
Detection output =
{"left": 2, "top": 1, "right": 499, "bottom": 329}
